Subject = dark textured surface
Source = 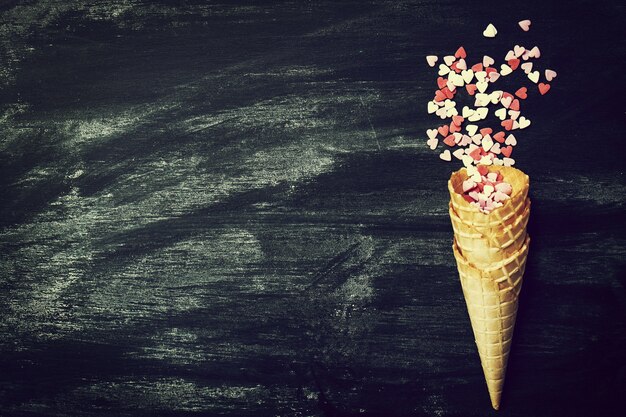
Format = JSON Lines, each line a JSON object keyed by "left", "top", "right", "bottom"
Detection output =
{"left": 1, "top": 1, "right": 625, "bottom": 416}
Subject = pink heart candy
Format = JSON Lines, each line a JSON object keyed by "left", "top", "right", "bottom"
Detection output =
{"left": 545, "top": 69, "right": 557, "bottom": 81}
{"left": 518, "top": 19, "right": 531, "bottom": 32}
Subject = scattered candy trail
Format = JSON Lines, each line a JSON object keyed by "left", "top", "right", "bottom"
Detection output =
{"left": 461, "top": 165, "right": 512, "bottom": 213}
{"left": 424, "top": 20, "right": 557, "bottom": 169}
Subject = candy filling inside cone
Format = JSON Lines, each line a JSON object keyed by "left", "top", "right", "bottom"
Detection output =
{"left": 448, "top": 165, "right": 530, "bottom": 410}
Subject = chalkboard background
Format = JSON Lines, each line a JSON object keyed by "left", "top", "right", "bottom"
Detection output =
{"left": 1, "top": 1, "right": 624, "bottom": 416}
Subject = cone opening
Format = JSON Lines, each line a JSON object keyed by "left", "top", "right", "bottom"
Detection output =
{"left": 448, "top": 166, "right": 530, "bottom": 219}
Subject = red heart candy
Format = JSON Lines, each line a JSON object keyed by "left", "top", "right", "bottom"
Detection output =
{"left": 450, "top": 62, "right": 459, "bottom": 72}
{"left": 449, "top": 122, "right": 461, "bottom": 133}
{"left": 438, "top": 125, "right": 449, "bottom": 137}
{"left": 452, "top": 115, "right": 464, "bottom": 126}
{"left": 480, "top": 127, "right": 493, "bottom": 136}
{"left": 434, "top": 90, "right": 446, "bottom": 102}
{"left": 477, "top": 165, "right": 489, "bottom": 176}
{"left": 465, "top": 84, "right": 477, "bottom": 95}
{"left": 485, "top": 67, "right": 497, "bottom": 76}
{"left": 502, "top": 92, "right": 514, "bottom": 100}
{"left": 538, "top": 83, "right": 551, "bottom": 95}
{"left": 471, "top": 63, "right": 483, "bottom": 72}
{"left": 493, "top": 131, "right": 506, "bottom": 143}
{"left": 501, "top": 146, "right": 513, "bottom": 157}
{"left": 501, "top": 119, "right": 514, "bottom": 131}
{"left": 509, "top": 99, "right": 520, "bottom": 111}
{"left": 515, "top": 87, "right": 528, "bottom": 99}
{"left": 455, "top": 46, "right": 467, "bottom": 59}
{"left": 437, "top": 77, "right": 447, "bottom": 89}
{"left": 443, "top": 134, "right": 456, "bottom": 146}
{"left": 469, "top": 148, "right": 483, "bottom": 161}
{"left": 507, "top": 59, "right": 520, "bottom": 70}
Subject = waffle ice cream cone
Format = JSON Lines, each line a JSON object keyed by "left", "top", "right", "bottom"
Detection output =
{"left": 448, "top": 166, "right": 531, "bottom": 410}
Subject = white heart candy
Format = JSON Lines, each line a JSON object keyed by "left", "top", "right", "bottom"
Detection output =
{"left": 427, "top": 101, "right": 438, "bottom": 114}
{"left": 505, "top": 134, "right": 517, "bottom": 146}
{"left": 427, "top": 129, "right": 438, "bottom": 140}
{"left": 514, "top": 45, "right": 525, "bottom": 57}
{"left": 461, "top": 69, "right": 474, "bottom": 84}
{"left": 529, "top": 46, "right": 541, "bottom": 58}
{"left": 481, "top": 135, "right": 494, "bottom": 152}
{"left": 444, "top": 99, "right": 456, "bottom": 109}
{"left": 476, "top": 81, "right": 489, "bottom": 93}
{"left": 450, "top": 72, "right": 464, "bottom": 87}
{"left": 436, "top": 107, "right": 447, "bottom": 118}
{"left": 456, "top": 58, "right": 467, "bottom": 70}
{"left": 528, "top": 70, "right": 540, "bottom": 83}
{"left": 427, "top": 138, "right": 438, "bottom": 150}
{"left": 439, "top": 150, "right": 452, "bottom": 161}
{"left": 483, "top": 24, "right": 497, "bottom": 38}
{"left": 446, "top": 107, "right": 458, "bottom": 117}
{"left": 489, "top": 72, "right": 500, "bottom": 83}
{"left": 462, "top": 155, "right": 474, "bottom": 168}
{"left": 443, "top": 55, "right": 456, "bottom": 66}
{"left": 500, "top": 96, "right": 512, "bottom": 108}
{"left": 495, "top": 108, "right": 507, "bottom": 120}
{"left": 508, "top": 110, "right": 520, "bottom": 120}
{"left": 490, "top": 90, "right": 503, "bottom": 103}
{"left": 466, "top": 124, "right": 478, "bottom": 136}
{"left": 438, "top": 64, "right": 450, "bottom": 76}
{"left": 474, "top": 71, "right": 487, "bottom": 82}
{"left": 504, "top": 50, "right": 516, "bottom": 61}
{"left": 446, "top": 80, "right": 456, "bottom": 92}
{"left": 471, "top": 134, "right": 482, "bottom": 145}
{"left": 453, "top": 149, "right": 465, "bottom": 160}
{"left": 482, "top": 55, "right": 495, "bottom": 67}
{"left": 462, "top": 106, "right": 474, "bottom": 118}
{"left": 503, "top": 157, "right": 515, "bottom": 166}
{"left": 491, "top": 143, "right": 501, "bottom": 154}
{"left": 475, "top": 107, "right": 488, "bottom": 120}
{"left": 518, "top": 116, "right": 531, "bottom": 129}
{"left": 493, "top": 158, "right": 504, "bottom": 166}
{"left": 500, "top": 64, "right": 513, "bottom": 76}
{"left": 426, "top": 55, "right": 438, "bottom": 67}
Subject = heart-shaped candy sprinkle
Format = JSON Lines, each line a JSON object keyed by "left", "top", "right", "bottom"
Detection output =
{"left": 426, "top": 55, "right": 438, "bottom": 67}
{"left": 501, "top": 145, "right": 513, "bottom": 157}
{"left": 443, "top": 55, "right": 456, "bottom": 66}
{"left": 466, "top": 124, "right": 478, "bottom": 136}
{"left": 545, "top": 69, "right": 557, "bottom": 81}
{"left": 504, "top": 50, "right": 516, "bottom": 61}
{"left": 453, "top": 148, "right": 466, "bottom": 160}
{"left": 518, "top": 116, "right": 531, "bottom": 129}
{"left": 493, "top": 131, "right": 506, "bottom": 143}
{"left": 528, "top": 70, "right": 540, "bottom": 83}
{"left": 443, "top": 134, "right": 456, "bottom": 146}
{"left": 427, "top": 128, "right": 438, "bottom": 140}
{"left": 439, "top": 150, "right": 452, "bottom": 161}
{"left": 438, "top": 64, "right": 450, "bottom": 76}
{"left": 518, "top": 19, "right": 531, "bottom": 31}
{"left": 476, "top": 81, "right": 488, "bottom": 93}
{"left": 427, "top": 138, "right": 438, "bottom": 150}
{"left": 501, "top": 119, "right": 514, "bottom": 131}
{"left": 508, "top": 110, "right": 520, "bottom": 120}
{"left": 465, "top": 84, "right": 477, "bottom": 95}
{"left": 452, "top": 115, "right": 464, "bottom": 126}
{"left": 538, "top": 82, "right": 551, "bottom": 95}
{"left": 483, "top": 24, "right": 497, "bottom": 38}
{"left": 482, "top": 55, "right": 495, "bottom": 67}
{"left": 461, "top": 69, "right": 474, "bottom": 84}
{"left": 500, "top": 96, "right": 512, "bottom": 108}
{"left": 471, "top": 63, "right": 483, "bottom": 72}
{"left": 529, "top": 46, "right": 540, "bottom": 58}
{"left": 495, "top": 107, "right": 507, "bottom": 120}
{"left": 521, "top": 62, "right": 533, "bottom": 74}
{"left": 514, "top": 45, "right": 525, "bottom": 57}
{"left": 515, "top": 87, "right": 528, "bottom": 99}
{"left": 455, "top": 46, "right": 467, "bottom": 59}
{"left": 507, "top": 59, "right": 520, "bottom": 70}
{"left": 509, "top": 99, "right": 520, "bottom": 111}
{"left": 500, "top": 64, "right": 513, "bottom": 76}
{"left": 438, "top": 125, "right": 449, "bottom": 137}
{"left": 505, "top": 134, "right": 517, "bottom": 146}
